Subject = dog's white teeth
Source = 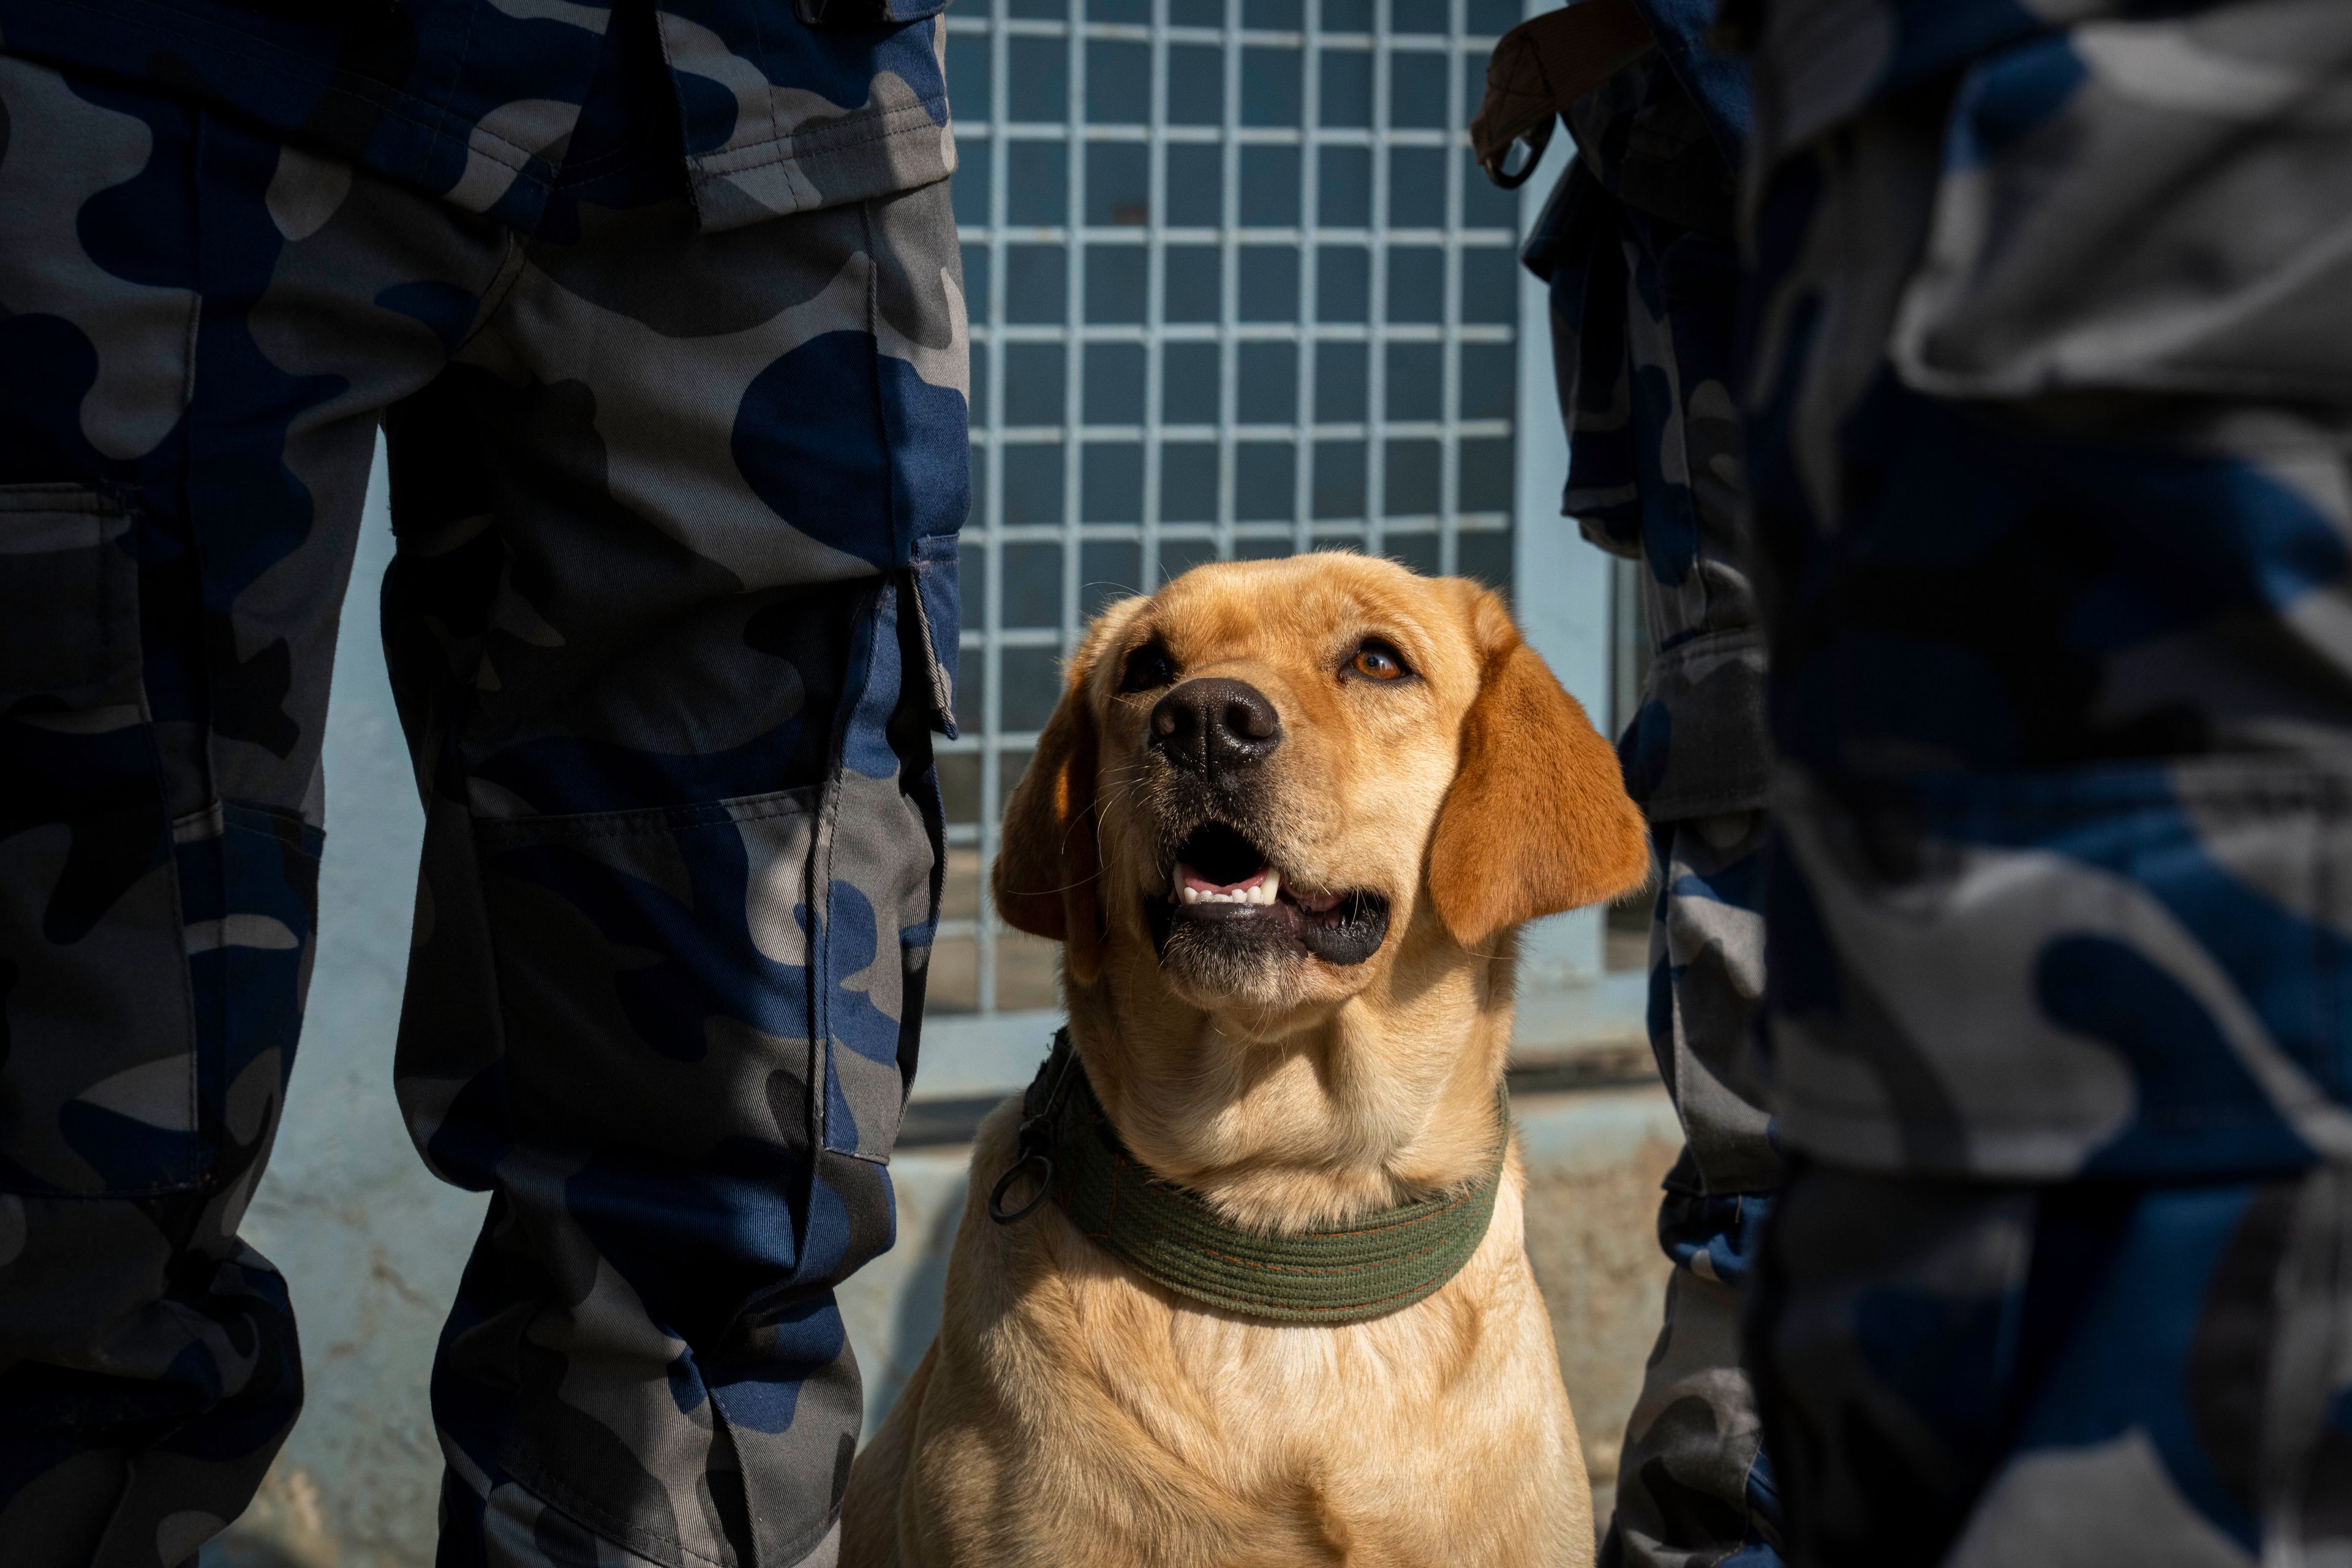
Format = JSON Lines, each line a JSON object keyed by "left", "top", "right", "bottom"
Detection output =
{"left": 1176, "top": 864, "right": 1279, "bottom": 906}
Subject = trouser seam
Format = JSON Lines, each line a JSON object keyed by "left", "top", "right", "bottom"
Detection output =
{"left": 454, "top": 225, "right": 529, "bottom": 359}
{"left": 809, "top": 586, "right": 890, "bottom": 1156}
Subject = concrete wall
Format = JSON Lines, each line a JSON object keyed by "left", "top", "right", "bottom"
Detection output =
{"left": 205, "top": 445, "right": 1678, "bottom": 1567}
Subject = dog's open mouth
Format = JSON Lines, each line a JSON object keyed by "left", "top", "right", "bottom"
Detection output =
{"left": 1147, "top": 821, "right": 1390, "bottom": 967}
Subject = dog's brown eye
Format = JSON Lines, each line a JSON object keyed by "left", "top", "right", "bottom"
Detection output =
{"left": 1119, "top": 640, "right": 1177, "bottom": 692}
{"left": 1349, "top": 640, "right": 1408, "bottom": 682}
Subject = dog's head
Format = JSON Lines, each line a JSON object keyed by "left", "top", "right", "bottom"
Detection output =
{"left": 992, "top": 554, "right": 1647, "bottom": 1033}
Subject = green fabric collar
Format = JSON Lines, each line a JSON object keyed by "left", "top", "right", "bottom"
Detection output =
{"left": 987, "top": 1031, "right": 1507, "bottom": 1325}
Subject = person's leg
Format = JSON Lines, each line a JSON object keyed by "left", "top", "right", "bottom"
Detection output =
{"left": 1522, "top": 89, "right": 1785, "bottom": 1558}
{"left": 384, "top": 176, "right": 963, "bottom": 1568}
{"left": 1607, "top": 1185, "right": 1779, "bottom": 1568}
{"left": 1753, "top": 1164, "right": 2352, "bottom": 1566}
{"left": 1736, "top": 1, "right": 2352, "bottom": 1559}
{"left": 0, "top": 53, "right": 506, "bottom": 1564}
{"left": 1943, "top": 1168, "right": 2352, "bottom": 1564}
{"left": 1605, "top": 815, "right": 1782, "bottom": 1568}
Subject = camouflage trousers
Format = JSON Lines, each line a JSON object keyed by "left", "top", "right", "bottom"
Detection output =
{"left": 1604, "top": 813, "right": 1783, "bottom": 1568}
{"left": 0, "top": 50, "right": 964, "bottom": 1568}
{"left": 1529, "top": 107, "right": 1785, "bottom": 1560}
{"left": 1733, "top": 1, "right": 2352, "bottom": 1561}
{"left": 1751, "top": 1161, "right": 2352, "bottom": 1566}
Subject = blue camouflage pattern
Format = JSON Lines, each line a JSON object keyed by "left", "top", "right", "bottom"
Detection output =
{"left": 1519, "top": 9, "right": 1782, "bottom": 1564}
{"left": 1752, "top": 1162, "right": 2352, "bottom": 1566}
{"left": 0, "top": 0, "right": 957, "bottom": 236}
{"left": 1597, "top": 819, "right": 1781, "bottom": 1568}
{"left": 1743, "top": 0, "right": 2352, "bottom": 1180}
{"left": 1734, "top": 0, "right": 2352, "bottom": 1561}
{"left": 0, "top": 10, "right": 965, "bottom": 1562}
{"left": 1610, "top": 1170, "right": 1781, "bottom": 1568}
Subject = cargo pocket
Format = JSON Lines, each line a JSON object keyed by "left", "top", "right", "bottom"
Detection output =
{"left": 473, "top": 787, "right": 831, "bottom": 1172}
{"left": 0, "top": 483, "right": 205, "bottom": 1196}
{"left": 473, "top": 785, "right": 859, "bottom": 1568}
{"left": 663, "top": 10, "right": 959, "bottom": 229}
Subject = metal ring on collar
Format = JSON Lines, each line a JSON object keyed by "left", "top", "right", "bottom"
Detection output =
{"left": 987, "top": 1150, "right": 1055, "bottom": 1224}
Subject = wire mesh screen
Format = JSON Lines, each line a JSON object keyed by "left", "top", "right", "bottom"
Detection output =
{"left": 933, "top": 0, "right": 1529, "bottom": 1016}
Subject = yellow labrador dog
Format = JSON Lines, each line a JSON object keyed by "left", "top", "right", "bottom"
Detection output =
{"left": 843, "top": 554, "right": 1646, "bottom": 1567}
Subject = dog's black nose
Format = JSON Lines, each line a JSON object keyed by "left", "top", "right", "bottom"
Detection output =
{"left": 1150, "top": 678, "right": 1281, "bottom": 777}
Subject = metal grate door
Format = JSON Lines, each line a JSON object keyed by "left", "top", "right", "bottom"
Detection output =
{"left": 922, "top": 0, "right": 1640, "bottom": 1093}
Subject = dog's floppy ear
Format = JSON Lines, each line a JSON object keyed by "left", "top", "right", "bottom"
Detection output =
{"left": 1428, "top": 587, "right": 1649, "bottom": 951}
{"left": 991, "top": 605, "right": 1137, "bottom": 986}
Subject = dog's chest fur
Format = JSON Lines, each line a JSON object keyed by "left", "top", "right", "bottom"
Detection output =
{"left": 854, "top": 1107, "right": 1593, "bottom": 1568}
